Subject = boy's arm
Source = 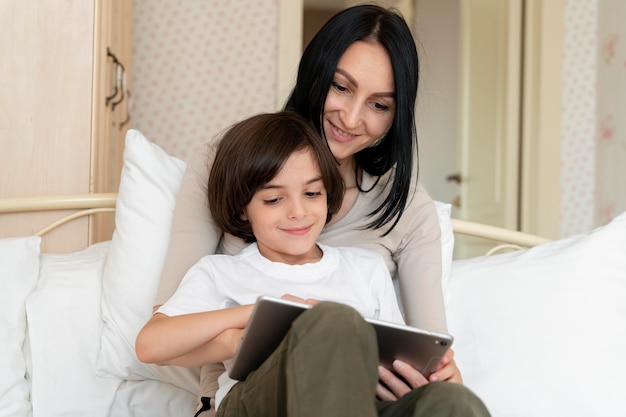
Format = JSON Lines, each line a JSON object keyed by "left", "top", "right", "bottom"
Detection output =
{"left": 135, "top": 304, "right": 253, "bottom": 366}
{"left": 162, "top": 327, "right": 245, "bottom": 367}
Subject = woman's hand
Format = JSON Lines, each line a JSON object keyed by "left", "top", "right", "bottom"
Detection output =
{"left": 429, "top": 349, "right": 463, "bottom": 384}
{"left": 375, "top": 349, "right": 462, "bottom": 400}
{"left": 376, "top": 360, "right": 428, "bottom": 400}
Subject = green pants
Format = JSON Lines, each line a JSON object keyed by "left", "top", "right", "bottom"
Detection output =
{"left": 217, "top": 302, "right": 490, "bottom": 417}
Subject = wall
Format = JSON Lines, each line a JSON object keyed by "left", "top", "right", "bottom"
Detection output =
{"left": 414, "top": 0, "right": 460, "bottom": 207}
{"left": 595, "top": 0, "right": 626, "bottom": 226}
{"left": 132, "top": 0, "right": 277, "bottom": 161}
{"left": 561, "top": 0, "right": 626, "bottom": 235}
{"left": 303, "top": 7, "right": 338, "bottom": 48}
{"left": 131, "top": 0, "right": 625, "bottom": 236}
{"left": 561, "top": 0, "right": 598, "bottom": 236}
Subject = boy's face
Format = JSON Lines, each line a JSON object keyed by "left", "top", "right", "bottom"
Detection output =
{"left": 243, "top": 148, "right": 328, "bottom": 264}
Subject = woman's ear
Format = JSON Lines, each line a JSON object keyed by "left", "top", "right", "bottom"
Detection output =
{"left": 240, "top": 209, "right": 248, "bottom": 222}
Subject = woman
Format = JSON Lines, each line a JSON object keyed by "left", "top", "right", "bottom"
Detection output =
{"left": 154, "top": 5, "right": 485, "bottom": 416}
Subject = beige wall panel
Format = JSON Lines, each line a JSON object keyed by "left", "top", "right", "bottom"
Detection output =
{"left": 0, "top": 2, "right": 97, "bottom": 252}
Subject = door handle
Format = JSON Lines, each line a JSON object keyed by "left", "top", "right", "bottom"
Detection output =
{"left": 446, "top": 173, "right": 462, "bottom": 184}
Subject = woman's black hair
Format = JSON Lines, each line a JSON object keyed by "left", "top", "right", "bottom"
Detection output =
{"left": 285, "top": 4, "right": 419, "bottom": 234}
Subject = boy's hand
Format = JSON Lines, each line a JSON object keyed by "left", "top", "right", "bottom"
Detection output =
{"left": 280, "top": 294, "right": 320, "bottom": 306}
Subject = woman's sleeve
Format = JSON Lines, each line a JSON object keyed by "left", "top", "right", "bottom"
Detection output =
{"left": 154, "top": 143, "right": 222, "bottom": 307}
{"left": 395, "top": 183, "right": 448, "bottom": 333}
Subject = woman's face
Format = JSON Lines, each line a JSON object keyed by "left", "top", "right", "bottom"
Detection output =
{"left": 323, "top": 40, "right": 396, "bottom": 165}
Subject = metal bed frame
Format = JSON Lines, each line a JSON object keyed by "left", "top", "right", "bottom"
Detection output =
{"left": 0, "top": 193, "right": 550, "bottom": 248}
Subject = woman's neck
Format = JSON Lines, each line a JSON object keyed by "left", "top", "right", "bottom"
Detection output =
{"left": 328, "top": 158, "right": 361, "bottom": 225}
{"left": 337, "top": 157, "right": 359, "bottom": 188}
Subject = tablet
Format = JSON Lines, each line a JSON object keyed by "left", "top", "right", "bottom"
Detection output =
{"left": 228, "top": 295, "right": 453, "bottom": 381}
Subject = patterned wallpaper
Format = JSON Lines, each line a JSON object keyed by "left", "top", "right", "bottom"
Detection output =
{"left": 561, "top": 0, "right": 626, "bottom": 236}
{"left": 132, "top": 0, "right": 277, "bottom": 161}
{"left": 595, "top": 0, "right": 626, "bottom": 227}
{"left": 561, "top": 0, "right": 598, "bottom": 236}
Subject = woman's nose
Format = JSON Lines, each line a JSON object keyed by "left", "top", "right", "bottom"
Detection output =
{"left": 340, "top": 100, "right": 363, "bottom": 129}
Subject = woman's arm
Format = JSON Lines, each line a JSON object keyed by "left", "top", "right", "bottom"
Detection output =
{"left": 394, "top": 182, "right": 448, "bottom": 333}
{"left": 135, "top": 305, "right": 252, "bottom": 366}
{"left": 154, "top": 143, "right": 221, "bottom": 307}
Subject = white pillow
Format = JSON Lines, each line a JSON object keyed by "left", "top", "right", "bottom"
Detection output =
{"left": 433, "top": 200, "right": 454, "bottom": 289}
{"left": 0, "top": 236, "right": 40, "bottom": 417}
{"left": 26, "top": 242, "right": 119, "bottom": 417}
{"left": 110, "top": 380, "right": 197, "bottom": 417}
{"left": 445, "top": 211, "right": 626, "bottom": 417}
{"left": 96, "top": 130, "right": 200, "bottom": 394}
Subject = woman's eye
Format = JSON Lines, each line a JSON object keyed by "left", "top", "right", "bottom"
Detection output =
{"left": 332, "top": 81, "right": 348, "bottom": 93}
{"left": 372, "top": 101, "right": 390, "bottom": 112}
{"left": 305, "top": 191, "right": 323, "bottom": 198}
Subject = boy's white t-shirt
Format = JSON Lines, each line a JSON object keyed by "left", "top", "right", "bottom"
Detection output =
{"left": 157, "top": 242, "right": 404, "bottom": 409}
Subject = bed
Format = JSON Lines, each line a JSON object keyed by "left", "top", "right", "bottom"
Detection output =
{"left": 2, "top": 130, "right": 625, "bottom": 417}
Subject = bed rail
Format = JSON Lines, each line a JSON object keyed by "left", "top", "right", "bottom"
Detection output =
{"left": 1, "top": 193, "right": 550, "bottom": 248}
{"left": 0, "top": 193, "right": 117, "bottom": 214}
{"left": 451, "top": 218, "right": 551, "bottom": 249}
{"left": 0, "top": 193, "right": 117, "bottom": 237}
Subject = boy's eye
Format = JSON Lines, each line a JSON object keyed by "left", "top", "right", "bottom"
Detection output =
{"left": 263, "top": 198, "right": 280, "bottom": 205}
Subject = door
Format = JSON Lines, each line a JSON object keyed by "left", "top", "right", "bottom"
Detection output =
{"left": 454, "top": 0, "right": 523, "bottom": 258}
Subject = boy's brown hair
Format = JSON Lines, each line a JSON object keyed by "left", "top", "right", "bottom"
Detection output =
{"left": 208, "top": 111, "right": 345, "bottom": 243}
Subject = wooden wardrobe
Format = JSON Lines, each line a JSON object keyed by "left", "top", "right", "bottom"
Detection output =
{"left": 0, "top": 0, "right": 132, "bottom": 252}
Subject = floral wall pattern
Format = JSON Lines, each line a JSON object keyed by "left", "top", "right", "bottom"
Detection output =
{"left": 561, "top": 0, "right": 598, "bottom": 237}
{"left": 595, "top": 0, "right": 626, "bottom": 227}
{"left": 560, "top": 0, "right": 626, "bottom": 236}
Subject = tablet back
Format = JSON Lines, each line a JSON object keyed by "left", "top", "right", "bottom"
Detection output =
{"left": 228, "top": 296, "right": 452, "bottom": 381}
{"left": 229, "top": 296, "right": 310, "bottom": 380}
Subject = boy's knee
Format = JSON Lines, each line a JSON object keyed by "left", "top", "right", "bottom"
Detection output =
{"left": 312, "top": 300, "right": 359, "bottom": 316}
{"left": 296, "top": 301, "right": 373, "bottom": 341}
{"left": 310, "top": 301, "right": 362, "bottom": 326}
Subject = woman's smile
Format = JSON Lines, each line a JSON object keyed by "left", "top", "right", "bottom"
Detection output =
{"left": 327, "top": 119, "right": 359, "bottom": 143}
